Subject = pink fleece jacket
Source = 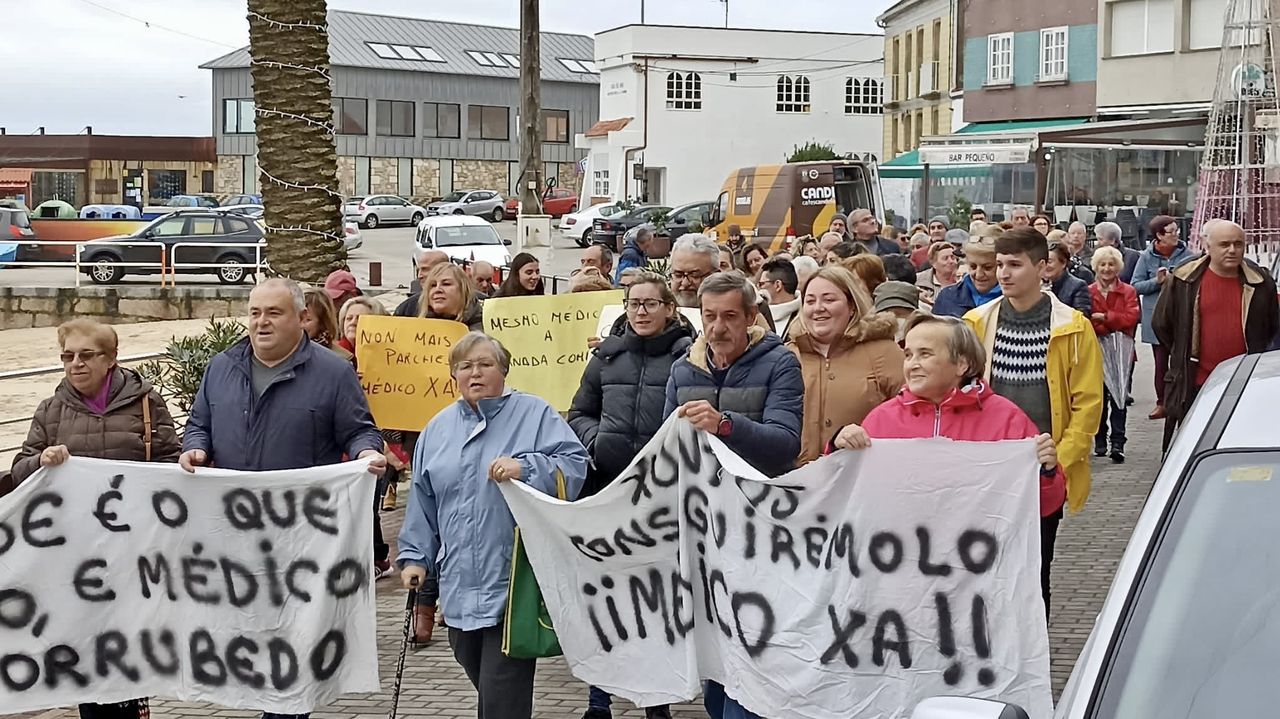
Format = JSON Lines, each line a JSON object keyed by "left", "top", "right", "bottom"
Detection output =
{"left": 859, "top": 381, "right": 1067, "bottom": 517}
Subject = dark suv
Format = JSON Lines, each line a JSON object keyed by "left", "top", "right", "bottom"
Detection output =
{"left": 79, "top": 212, "right": 264, "bottom": 285}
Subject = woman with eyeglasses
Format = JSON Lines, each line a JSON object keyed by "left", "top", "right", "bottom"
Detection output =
{"left": 399, "top": 332, "right": 587, "bottom": 719}
{"left": 11, "top": 319, "right": 180, "bottom": 719}
{"left": 567, "top": 271, "right": 691, "bottom": 718}
{"left": 1032, "top": 214, "right": 1053, "bottom": 235}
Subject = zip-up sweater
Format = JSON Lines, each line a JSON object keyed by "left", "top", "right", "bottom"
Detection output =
{"left": 859, "top": 381, "right": 1066, "bottom": 517}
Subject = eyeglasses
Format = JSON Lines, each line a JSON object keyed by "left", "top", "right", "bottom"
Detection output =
{"left": 670, "top": 270, "right": 709, "bottom": 282}
{"left": 60, "top": 350, "right": 105, "bottom": 364}
{"left": 624, "top": 299, "right": 668, "bottom": 313}
{"left": 454, "top": 358, "right": 497, "bottom": 373}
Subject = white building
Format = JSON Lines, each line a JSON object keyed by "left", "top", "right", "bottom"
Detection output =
{"left": 578, "top": 24, "right": 884, "bottom": 207}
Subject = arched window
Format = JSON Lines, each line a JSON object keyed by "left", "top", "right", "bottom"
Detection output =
{"left": 844, "top": 78, "right": 883, "bottom": 115}
{"left": 665, "top": 71, "right": 703, "bottom": 110}
{"left": 776, "top": 75, "right": 811, "bottom": 113}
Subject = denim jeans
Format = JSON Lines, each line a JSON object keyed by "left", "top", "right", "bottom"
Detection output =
{"left": 587, "top": 685, "right": 613, "bottom": 709}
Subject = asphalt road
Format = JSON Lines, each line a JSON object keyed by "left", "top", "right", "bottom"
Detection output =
{"left": 0, "top": 220, "right": 589, "bottom": 291}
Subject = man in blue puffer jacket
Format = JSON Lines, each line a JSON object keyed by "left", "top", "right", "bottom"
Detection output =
{"left": 663, "top": 271, "right": 803, "bottom": 719}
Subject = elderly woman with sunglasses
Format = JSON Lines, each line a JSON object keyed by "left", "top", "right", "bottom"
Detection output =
{"left": 10, "top": 319, "right": 180, "bottom": 719}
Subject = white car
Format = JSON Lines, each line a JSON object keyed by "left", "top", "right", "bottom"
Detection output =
{"left": 342, "top": 194, "right": 427, "bottom": 230}
{"left": 342, "top": 219, "right": 363, "bottom": 252}
{"left": 559, "top": 201, "right": 627, "bottom": 248}
{"left": 911, "top": 350, "right": 1280, "bottom": 719}
{"left": 412, "top": 214, "right": 511, "bottom": 270}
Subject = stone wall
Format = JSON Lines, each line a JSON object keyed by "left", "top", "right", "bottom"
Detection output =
{"left": 412, "top": 159, "right": 441, "bottom": 201}
{"left": 214, "top": 155, "right": 243, "bottom": 196}
{"left": 370, "top": 157, "right": 399, "bottom": 195}
{"left": 557, "top": 161, "right": 583, "bottom": 197}
{"left": 453, "top": 160, "right": 509, "bottom": 193}
{"left": 0, "top": 287, "right": 251, "bottom": 330}
{"left": 336, "top": 156, "right": 356, "bottom": 197}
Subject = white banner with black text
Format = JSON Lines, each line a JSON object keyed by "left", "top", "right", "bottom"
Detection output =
{"left": 0, "top": 458, "right": 379, "bottom": 714}
{"left": 501, "top": 418, "right": 1052, "bottom": 719}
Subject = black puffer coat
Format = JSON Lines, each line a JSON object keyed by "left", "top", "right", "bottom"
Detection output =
{"left": 568, "top": 319, "right": 694, "bottom": 496}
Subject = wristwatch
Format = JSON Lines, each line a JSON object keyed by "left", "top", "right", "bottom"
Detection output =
{"left": 716, "top": 414, "right": 733, "bottom": 437}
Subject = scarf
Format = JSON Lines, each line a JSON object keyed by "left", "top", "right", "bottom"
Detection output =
{"left": 82, "top": 369, "right": 118, "bottom": 415}
{"left": 964, "top": 274, "right": 1003, "bottom": 307}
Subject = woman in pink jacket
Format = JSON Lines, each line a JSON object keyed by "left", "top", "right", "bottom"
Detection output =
{"left": 830, "top": 313, "right": 1066, "bottom": 614}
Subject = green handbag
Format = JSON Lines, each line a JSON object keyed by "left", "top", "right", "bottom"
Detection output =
{"left": 501, "top": 469, "right": 567, "bottom": 659}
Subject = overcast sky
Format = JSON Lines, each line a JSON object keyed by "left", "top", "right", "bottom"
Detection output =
{"left": 5, "top": 0, "right": 884, "bottom": 136}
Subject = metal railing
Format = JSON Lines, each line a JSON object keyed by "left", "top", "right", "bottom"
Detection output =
{"left": 0, "top": 240, "right": 267, "bottom": 287}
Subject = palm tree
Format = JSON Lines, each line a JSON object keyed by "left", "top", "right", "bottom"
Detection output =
{"left": 246, "top": 0, "right": 343, "bottom": 282}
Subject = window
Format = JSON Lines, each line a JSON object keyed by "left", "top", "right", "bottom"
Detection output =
{"left": 355, "top": 157, "right": 370, "bottom": 196}
{"left": 242, "top": 155, "right": 257, "bottom": 194}
{"left": 189, "top": 217, "right": 220, "bottom": 235}
{"left": 201, "top": 170, "right": 214, "bottom": 194}
{"left": 152, "top": 217, "right": 188, "bottom": 236}
{"left": 398, "top": 158, "right": 413, "bottom": 197}
{"left": 1110, "top": 0, "right": 1174, "bottom": 56}
{"left": 557, "top": 58, "right": 597, "bottom": 74}
{"left": 332, "top": 97, "right": 367, "bottom": 135}
{"left": 543, "top": 109, "right": 569, "bottom": 143}
{"left": 500, "top": 53, "right": 520, "bottom": 68}
{"left": 423, "top": 102, "right": 460, "bottom": 138}
{"left": 366, "top": 42, "right": 445, "bottom": 63}
{"left": 986, "top": 33, "right": 1013, "bottom": 85}
{"left": 223, "top": 98, "right": 255, "bottom": 134}
{"left": 775, "top": 75, "right": 811, "bottom": 113}
{"left": 148, "top": 169, "right": 187, "bottom": 200}
{"left": 376, "top": 100, "right": 415, "bottom": 137}
{"left": 467, "top": 50, "right": 497, "bottom": 66}
{"left": 592, "top": 154, "right": 610, "bottom": 196}
{"left": 1039, "top": 27, "right": 1069, "bottom": 81}
{"left": 468, "top": 105, "right": 510, "bottom": 141}
{"left": 1189, "top": 0, "right": 1260, "bottom": 49}
{"left": 666, "top": 72, "right": 703, "bottom": 110}
{"left": 844, "top": 78, "right": 883, "bottom": 115}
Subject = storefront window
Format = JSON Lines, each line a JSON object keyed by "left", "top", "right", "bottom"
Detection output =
{"left": 920, "top": 163, "right": 1036, "bottom": 222}
{"left": 1046, "top": 148, "right": 1201, "bottom": 217}
{"left": 31, "top": 171, "right": 85, "bottom": 207}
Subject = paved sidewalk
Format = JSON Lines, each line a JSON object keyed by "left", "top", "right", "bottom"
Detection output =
{"left": 2, "top": 349, "right": 1163, "bottom": 719}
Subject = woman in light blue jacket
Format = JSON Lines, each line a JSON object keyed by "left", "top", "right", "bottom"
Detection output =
{"left": 1130, "top": 216, "right": 1196, "bottom": 419}
{"left": 399, "top": 332, "right": 588, "bottom": 719}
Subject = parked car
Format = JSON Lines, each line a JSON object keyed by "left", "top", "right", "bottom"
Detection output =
{"left": 559, "top": 201, "right": 627, "bottom": 248}
{"left": 218, "top": 204, "right": 264, "bottom": 219}
{"left": 503, "top": 187, "right": 578, "bottom": 219}
{"left": 1, "top": 207, "right": 33, "bottom": 242}
{"left": 911, "top": 350, "right": 1280, "bottom": 719}
{"left": 342, "top": 194, "right": 428, "bottom": 230}
{"left": 425, "top": 190, "right": 506, "bottom": 223}
{"left": 412, "top": 214, "right": 511, "bottom": 270}
{"left": 343, "top": 219, "right": 363, "bottom": 253}
{"left": 163, "top": 194, "right": 221, "bottom": 208}
{"left": 78, "top": 211, "right": 264, "bottom": 285}
{"left": 661, "top": 200, "right": 714, "bottom": 244}
{"left": 593, "top": 205, "right": 670, "bottom": 252}
{"left": 223, "top": 193, "right": 262, "bottom": 206}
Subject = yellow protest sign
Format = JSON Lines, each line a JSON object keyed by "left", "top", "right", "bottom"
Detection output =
{"left": 355, "top": 315, "right": 470, "bottom": 431}
{"left": 483, "top": 290, "right": 624, "bottom": 411}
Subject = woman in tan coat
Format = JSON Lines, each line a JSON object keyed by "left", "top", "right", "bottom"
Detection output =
{"left": 11, "top": 318, "right": 180, "bottom": 719}
{"left": 787, "top": 265, "right": 905, "bottom": 465}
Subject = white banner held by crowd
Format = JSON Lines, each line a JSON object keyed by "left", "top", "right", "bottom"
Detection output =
{"left": 501, "top": 418, "right": 1052, "bottom": 719}
{"left": 0, "top": 458, "right": 379, "bottom": 714}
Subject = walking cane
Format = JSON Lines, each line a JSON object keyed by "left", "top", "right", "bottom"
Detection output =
{"left": 388, "top": 583, "right": 418, "bottom": 719}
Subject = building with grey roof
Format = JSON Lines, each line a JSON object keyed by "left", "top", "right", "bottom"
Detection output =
{"left": 201, "top": 10, "right": 599, "bottom": 202}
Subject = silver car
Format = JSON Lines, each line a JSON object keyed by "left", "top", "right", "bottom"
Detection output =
{"left": 426, "top": 190, "right": 506, "bottom": 223}
{"left": 912, "top": 350, "right": 1280, "bottom": 719}
{"left": 342, "top": 194, "right": 427, "bottom": 230}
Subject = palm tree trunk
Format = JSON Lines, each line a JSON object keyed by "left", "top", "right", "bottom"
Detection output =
{"left": 247, "top": 0, "right": 343, "bottom": 283}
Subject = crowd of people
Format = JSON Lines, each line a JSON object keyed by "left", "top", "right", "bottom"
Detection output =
{"left": 4, "top": 200, "right": 1276, "bottom": 719}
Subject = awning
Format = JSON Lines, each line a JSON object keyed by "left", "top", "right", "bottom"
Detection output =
{"left": 956, "top": 118, "right": 1091, "bottom": 134}
{"left": 878, "top": 149, "right": 995, "bottom": 180}
{"left": 0, "top": 168, "right": 32, "bottom": 190}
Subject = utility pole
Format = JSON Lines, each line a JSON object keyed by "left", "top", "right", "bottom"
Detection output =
{"left": 640, "top": 0, "right": 645, "bottom": 23}
{"left": 519, "top": 0, "right": 543, "bottom": 213}
{"left": 722, "top": 0, "right": 729, "bottom": 28}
